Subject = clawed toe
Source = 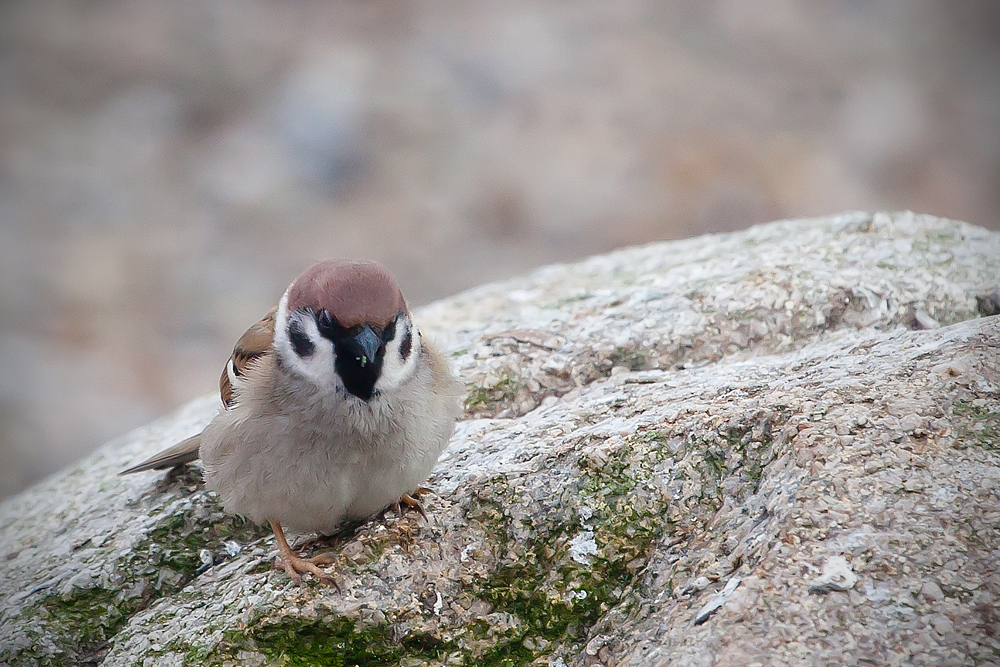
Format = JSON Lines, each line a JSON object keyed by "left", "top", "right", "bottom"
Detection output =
{"left": 269, "top": 519, "right": 341, "bottom": 589}
{"left": 380, "top": 488, "right": 432, "bottom": 522}
{"left": 274, "top": 553, "right": 338, "bottom": 587}
{"left": 398, "top": 493, "right": 428, "bottom": 521}
{"left": 305, "top": 552, "right": 338, "bottom": 566}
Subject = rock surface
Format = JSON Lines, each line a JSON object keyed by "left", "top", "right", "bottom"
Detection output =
{"left": 2, "top": 210, "right": 999, "bottom": 666}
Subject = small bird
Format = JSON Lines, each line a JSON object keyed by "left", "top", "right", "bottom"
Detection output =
{"left": 122, "top": 260, "right": 463, "bottom": 585}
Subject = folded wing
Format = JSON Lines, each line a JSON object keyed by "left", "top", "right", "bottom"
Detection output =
{"left": 220, "top": 306, "right": 277, "bottom": 408}
{"left": 120, "top": 306, "right": 277, "bottom": 475}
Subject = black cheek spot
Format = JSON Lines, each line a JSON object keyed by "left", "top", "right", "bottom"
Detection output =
{"left": 399, "top": 329, "right": 412, "bottom": 361}
{"left": 288, "top": 320, "right": 315, "bottom": 357}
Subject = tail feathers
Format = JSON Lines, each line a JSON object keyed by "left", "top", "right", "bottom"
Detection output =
{"left": 119, "top": 434, "right": 202, "bottom": 475}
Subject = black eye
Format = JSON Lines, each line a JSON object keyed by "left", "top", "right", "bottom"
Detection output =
{"left": 315, "top": 309, "right": 343, "bottom": 339}
{"left": 288, "top": 319, "right": 314, "bottom": 357}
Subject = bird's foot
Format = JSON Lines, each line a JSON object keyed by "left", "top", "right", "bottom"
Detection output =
{"left": 269, "top": 519, "right": 341, "bottom": 589}
{"left": 272, "top": 551, "right": 340, "bottom": 588}
{"left": 390, "top": 487, "right": 432, "bottom": 521}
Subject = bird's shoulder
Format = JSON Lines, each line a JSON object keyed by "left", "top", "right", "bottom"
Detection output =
{"left": 220, "top": 305, "right": 278, "bottom": 408}
{"left": 419, "top": 334, "right": 465, "bottom": 400}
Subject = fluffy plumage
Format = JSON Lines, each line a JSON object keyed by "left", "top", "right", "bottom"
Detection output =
{"left": 122, "top": 260, "right": 463, "bottom": 584}
{"left": 201, "top": 339, "right": 458, "bottom": 533}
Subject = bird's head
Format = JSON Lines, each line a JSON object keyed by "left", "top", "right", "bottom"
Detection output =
{"left": 273, "top": 260, "right": 419, "bottom": 400}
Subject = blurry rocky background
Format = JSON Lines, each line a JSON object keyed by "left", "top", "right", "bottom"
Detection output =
{"left": 0, "top": 0, "right": 998, "bottom": 499}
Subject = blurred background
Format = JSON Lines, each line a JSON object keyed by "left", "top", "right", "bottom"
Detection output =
{"left": 1, "top": 0, "right": 998, "bottom": 499}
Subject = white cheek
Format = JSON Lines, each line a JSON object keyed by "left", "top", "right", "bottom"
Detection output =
{"left": 273, "top": 293, "right": 340, "bottom": 389}
{"left": 376, "top": 325, "right": 420, "bottom": 391}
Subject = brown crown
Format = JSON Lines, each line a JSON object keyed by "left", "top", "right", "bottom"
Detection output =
{"left": 286, "top": 260, "right": 407, "bottom": 328}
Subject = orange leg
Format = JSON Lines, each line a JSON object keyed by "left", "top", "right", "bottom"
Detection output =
{"left": 269, "top": 520, "right": 339, "bottom": 587}
{"left": 391, "top": 486, "right": 432, "bottom": 521}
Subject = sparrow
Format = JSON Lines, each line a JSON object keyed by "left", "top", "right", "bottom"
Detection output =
{"left": 122, "top": 260, "right": 463, "bottom": 585}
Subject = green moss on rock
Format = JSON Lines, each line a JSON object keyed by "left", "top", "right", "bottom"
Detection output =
{"left": 606, "top": 347, "right": 648, "bottom": 372}
{"left": 10, "top": 586, "right": 134, "bottom": 667}
{"left": 952, "top": 398, "right": 1000, "bottom": 450}
{"left": 464, "top": 376, "right": 520, "bottom": 413}
{"left": 227, "top": 617, "right": 455, "bottom": 667}
{"left": 466, "top": 434, "right": 674, "bottom": 663}
{"left": 173, "top": 610, "right": 466, "bottom": 667}
{"left": 6, "top": 493, "right": 272, "bottom": 667}
{"left": 141, "top": 502, "right": 271, "bottom": 576}
{"left": 462, "top": 414, "right": 784, "bottom": 663}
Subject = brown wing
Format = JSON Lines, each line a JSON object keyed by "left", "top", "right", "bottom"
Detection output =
{"left": 121, "top": 305, "right": 278, "bottom": 475}
{"left": 220, "top": 305, "right": 278, "bottom": 408}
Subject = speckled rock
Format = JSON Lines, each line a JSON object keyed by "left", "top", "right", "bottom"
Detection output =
{"left": 2, "top": 211, "right": 999, "bottom": 667}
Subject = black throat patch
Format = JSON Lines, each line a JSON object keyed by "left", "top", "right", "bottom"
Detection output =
{"left": 316, "top": 310, "right": 401, "bottom": 401}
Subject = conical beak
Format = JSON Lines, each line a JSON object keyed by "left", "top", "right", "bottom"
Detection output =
{"left": 353, "top": 325, "right": 381, "bottom": 367}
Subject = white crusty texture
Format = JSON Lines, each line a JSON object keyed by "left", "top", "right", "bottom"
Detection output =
{"left": 426, "top": 210, "right": 996, "bottom": 421}
{"left": 1, "top": 211, "right": 999, "bottom": 667}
